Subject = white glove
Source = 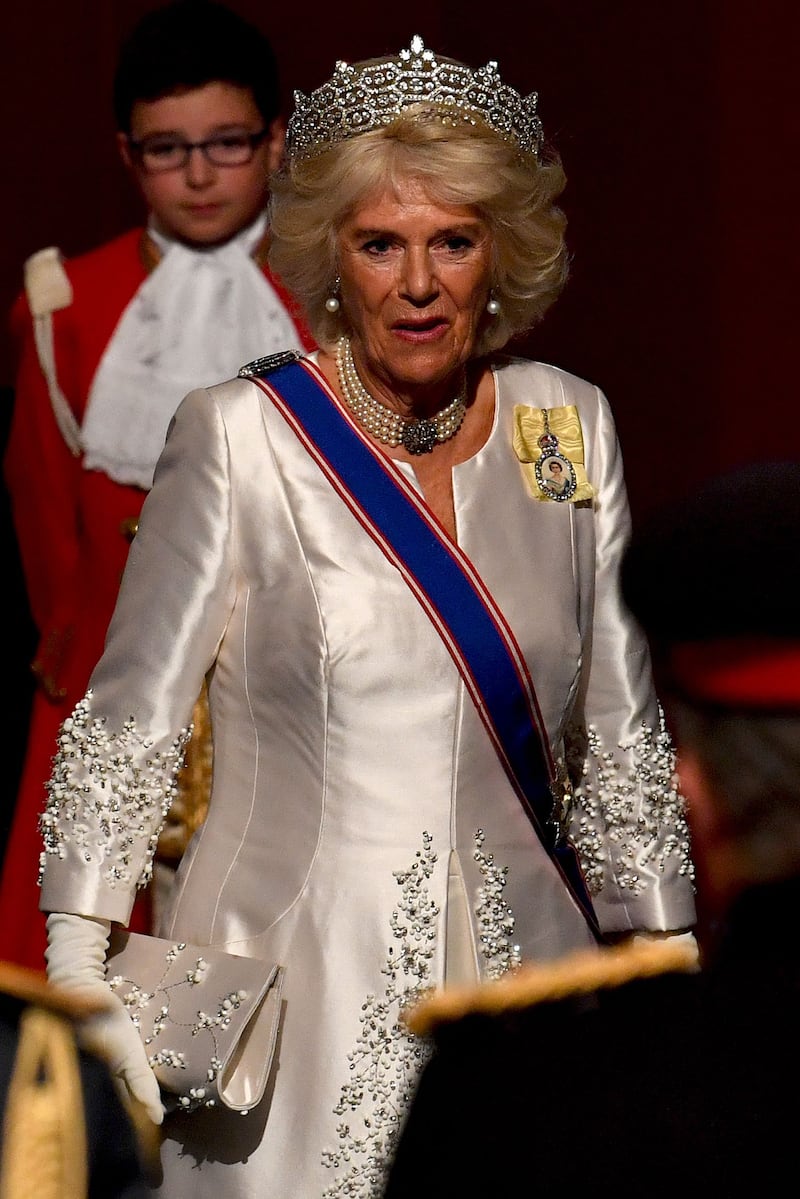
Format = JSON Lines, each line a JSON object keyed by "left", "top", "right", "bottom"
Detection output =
{"left": 45, "top": 912, "right": 165, "bottom": 1124}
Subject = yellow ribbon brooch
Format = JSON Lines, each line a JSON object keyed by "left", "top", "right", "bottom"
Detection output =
{"left": 512, "top": 405, "right": 594, "bottom": 503}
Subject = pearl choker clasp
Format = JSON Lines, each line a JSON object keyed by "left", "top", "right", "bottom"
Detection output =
{"left": 335, "top": 337, "right": 466, "bottom": 455}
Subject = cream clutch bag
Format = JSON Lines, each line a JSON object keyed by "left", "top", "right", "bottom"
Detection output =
{"left": 106, "top": 931, "right": 285, "bottom": 1113}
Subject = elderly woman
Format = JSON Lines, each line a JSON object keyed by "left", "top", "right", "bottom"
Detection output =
{"left": 38, "top": 37, "right": 696, "bottom": 1199}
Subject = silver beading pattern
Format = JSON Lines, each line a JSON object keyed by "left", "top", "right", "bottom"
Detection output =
{"left": 322, "top": 829, "right": 523, "bottom": 1194}
{"left": 566, "top": 708, "right": 695, "bottom": 897}
{"left": 473, "top": 829, "right": 522, "bottom": 979}
{"left": 321, "top": 831, "right": 439, "bottom": 1195}
{"left": 108, "top": 943, "right": 249, "bottom": 1113}
{"left": 336, "top": 336, "right": 466, "bottom": 455}
{"left": 38, "top": 692, "right": 191, "bottom": 890}
{"left": 288, "top": 35, "right": 544, "bottom": 161}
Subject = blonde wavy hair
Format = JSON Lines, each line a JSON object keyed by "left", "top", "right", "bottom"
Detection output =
{"left": 268, "top": 108, "right": 568, "bottom": 356}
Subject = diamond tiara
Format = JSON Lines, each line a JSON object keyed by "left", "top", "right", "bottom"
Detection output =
{"left": 286, "top": 35, "right": 544, "bottom": 161}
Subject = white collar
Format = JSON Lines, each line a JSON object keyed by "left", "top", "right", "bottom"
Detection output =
{"left": 81, "top": 212, "right": 303, "bottom": 489}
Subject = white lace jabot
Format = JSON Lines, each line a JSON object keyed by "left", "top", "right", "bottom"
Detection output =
{"left": 81, "top": 212, "right": 303, "bottom": 489}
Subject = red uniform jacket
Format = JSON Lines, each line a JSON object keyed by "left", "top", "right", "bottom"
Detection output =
{"left": 1, "top": 227, "right": 314, "bottom": 970}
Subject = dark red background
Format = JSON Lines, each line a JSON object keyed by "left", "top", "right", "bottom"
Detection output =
{"left": 4, "top": 0, "right": 799, "bottom": 522}
{"left": 2, "top": 1, "right": 798, "bottom": 847}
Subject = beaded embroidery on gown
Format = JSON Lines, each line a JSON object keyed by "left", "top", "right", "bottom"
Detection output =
{"left": 39, "top": 354, "right": 695, "bottom": 1197}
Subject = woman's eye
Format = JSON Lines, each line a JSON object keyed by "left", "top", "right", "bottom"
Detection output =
{"left": 363, "top": 238, "right": 392, "bottom": 254}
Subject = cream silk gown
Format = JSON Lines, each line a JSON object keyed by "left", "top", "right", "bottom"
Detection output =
{"left": 39, "top": 354, "right": 696, "bottom": 1197}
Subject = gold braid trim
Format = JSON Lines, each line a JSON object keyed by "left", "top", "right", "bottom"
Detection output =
{"left": 0, "top": 966, "right": 162, "bottom": 1189}
{"left": 405, "top": 937, "right": 699, "bottom": 1036}
{"left": 0, "top": 1008, "right": 88, "bottom": 1199}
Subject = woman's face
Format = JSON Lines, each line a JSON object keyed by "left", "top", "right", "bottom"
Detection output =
{"left": 336, "top": 178, "right": 493, "bottom": 401}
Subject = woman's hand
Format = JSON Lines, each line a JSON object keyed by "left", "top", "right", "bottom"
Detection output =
{"left": 45, "top": 911, "right": 165, "bottom": 1124}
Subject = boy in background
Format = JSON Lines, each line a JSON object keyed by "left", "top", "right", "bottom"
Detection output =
{"left": 1, "top": 0, "right": 313, "bottom": 971}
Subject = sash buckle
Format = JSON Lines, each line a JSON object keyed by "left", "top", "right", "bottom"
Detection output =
{"left": 239, "top": 350, "right": 303, "bottom": 378}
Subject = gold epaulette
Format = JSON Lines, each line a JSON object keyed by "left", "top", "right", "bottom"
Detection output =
{"left": 0, "top": 962, "right": 163, "bottom": 1190}
{"left": 405, "top": 937, "right": 700, "bottom": 1037}
{"left": 23, "top": 246, "right": 82, "bottom": 456}
{"left": 23, "top": 247, "right": 72, "bottom": 318}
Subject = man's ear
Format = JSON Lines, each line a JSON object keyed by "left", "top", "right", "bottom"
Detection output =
{"left": 263, "top": 117, "right": 286, "bottom": 173}
{"left": 117, "top": 131, "right": 136, "bottom": 172}
{"left": 676, "top": 748, "right": 719, "bottom": 845}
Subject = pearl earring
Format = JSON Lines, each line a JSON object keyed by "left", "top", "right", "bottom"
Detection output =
{"left": 325, "top": 277, "right": 341, "bottom": 314}
{"left": 486, "top": 291, "right": 501, "bottom": 316}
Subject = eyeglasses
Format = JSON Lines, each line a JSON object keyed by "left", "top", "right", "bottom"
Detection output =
{"left": 128, "top": 128, "right": 269, "bottom": 173}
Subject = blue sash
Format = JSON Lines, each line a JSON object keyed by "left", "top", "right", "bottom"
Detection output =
{"left": 247, "top": 354, "right": 599, "bottom": 937}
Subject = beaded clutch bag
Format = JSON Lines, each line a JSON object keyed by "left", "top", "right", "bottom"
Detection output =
{"left": 105, "top": 931, "right": 285, "bottom": 1114}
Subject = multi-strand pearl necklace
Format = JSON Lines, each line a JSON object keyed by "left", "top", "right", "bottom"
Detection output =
{"left": 335, "top": 336, "right": 466, "bottom": 456}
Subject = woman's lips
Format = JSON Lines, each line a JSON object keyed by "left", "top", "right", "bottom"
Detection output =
{"left": 392, "top": 319, "right": 448, "bottom": 341}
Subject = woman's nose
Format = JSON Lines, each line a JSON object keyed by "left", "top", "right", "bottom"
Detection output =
{"left": 400, "top": 250, "right": 438, "bottom": 303}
